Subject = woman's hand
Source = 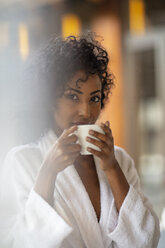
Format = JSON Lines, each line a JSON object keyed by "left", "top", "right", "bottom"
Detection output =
{"left": 42, "top": 125, "right": 81, "bottom": 174}
{"left": 86, "top": 121, "right": 117, "bottom": 171}
{"left": 34, "top": 125, "right": 81, "bottom": 205}
{"left": 86, "top": 121, "right": 129, "bottom": 211}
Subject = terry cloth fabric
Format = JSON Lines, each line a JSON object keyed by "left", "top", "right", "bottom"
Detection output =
{"left": 0, "top": 130, "right": 160, "bottom": 248}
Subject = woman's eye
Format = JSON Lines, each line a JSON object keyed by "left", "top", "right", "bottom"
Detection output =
{"left": 65, "top": 93, "right": 79, "bottom": 101}
{"left": 90, "top": 96, "right": 101, "bottom": 103}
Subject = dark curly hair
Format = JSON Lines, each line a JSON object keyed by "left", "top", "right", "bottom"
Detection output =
{"left": 26, "top": 33, "right": 114, "bottom": 110}
{"left": 20, "top": 33, "right": 115, "bottom": 140}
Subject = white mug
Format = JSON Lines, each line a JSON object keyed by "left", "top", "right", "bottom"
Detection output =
{"left": 75, "top": 124, "right": 105, "bottom": 155}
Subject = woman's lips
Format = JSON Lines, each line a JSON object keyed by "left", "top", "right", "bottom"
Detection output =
{"left": 72, "top": 122, "right": 91, "bottom": 125}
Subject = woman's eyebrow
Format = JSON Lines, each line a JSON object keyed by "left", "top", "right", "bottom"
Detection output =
{"left": 90, "top": 90, "right": 101, "bottom": 95}
{"left": 65, "top": 88, "right": 101, "bottom": 95}
{"left": 66, "top": 88, "right": 83, "bottom": 94}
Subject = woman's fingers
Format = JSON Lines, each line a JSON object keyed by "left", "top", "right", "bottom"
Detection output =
{"left": 88, "top": 129, "right": 106, "bottom": 142}
{"left": 57, "top": 125, "right": 79, "bottom": 146}
{"left": 105, "top": 121, "right": 110, "bottom": 127}
{"left": 86, "top": 136, "right": 105, "bottom": 150}
{"left": 62, "top": 151, "right": 80, "bottom": 164}
{"left": 100, "top": 122, "right": 112, "bottom": 137}
{"left": 88, "top": 122, "right": 113, "bottom": 142}
{"left": 87, "top": 147, "right": 102, "bottom": 158}
{"left": 54, "top": 126, "right": 81, "bottom": 163}
{"left": 58, "top": 151, "right": 80, "bottom": 169}
{"left": 61, "top": 134, "right": 78, "bottom": 145}
{"left": 59, "top": 143, "right": 81, "bottom": 155}
{"left": 61, "top": 125, "right": 78, "bottom": 138}
{"left": 86, "top": 121, "right": 114, "bottom": 162}
{"left": 55, "top": 139, "right": 81, "bottom": 160}
{"left": 43, "top": 126, "right": 81, "bottom": 173}
{"left": 88, "top": 129, "right": 110, "bottom": 144}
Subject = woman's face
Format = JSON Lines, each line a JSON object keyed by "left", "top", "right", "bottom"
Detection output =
{"left": 53, "top": 70, "right": 102, "bottom": 135}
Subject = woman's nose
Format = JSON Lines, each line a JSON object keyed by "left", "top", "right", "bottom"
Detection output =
{"left": 78, "top": 102, "right": 90, "bottom": 118}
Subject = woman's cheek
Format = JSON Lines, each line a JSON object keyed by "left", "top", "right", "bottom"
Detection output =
{"left": 92, "top": 105, "right": 101, "bottom": 118}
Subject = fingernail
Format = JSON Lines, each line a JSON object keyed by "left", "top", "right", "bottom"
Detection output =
{"left": 89, "top": 130, "right": 94, "bottom": 135}
{"left": 105, "top": 121, "right": 109, "bottom": 127}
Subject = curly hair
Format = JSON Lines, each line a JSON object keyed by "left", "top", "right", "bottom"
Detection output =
{"left": 27, "top": 33, "right": 114, "bottom": 109}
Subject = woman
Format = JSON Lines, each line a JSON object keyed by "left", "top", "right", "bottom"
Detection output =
{"left": 0, "top": 34, "right": 160, "bottom": 248}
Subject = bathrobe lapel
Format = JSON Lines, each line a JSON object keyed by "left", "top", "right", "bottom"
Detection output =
{"left": 39, "top": 130, "right": 105, "bottom": 248}
{"left": 56, "top": 165, "right": 104, "bottom": 248}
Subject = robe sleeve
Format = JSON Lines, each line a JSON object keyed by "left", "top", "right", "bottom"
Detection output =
{"left": 106, "top": 147, "right": 160, "bottom": 248}
{"left": 0, "top": 147, "right": 72, "bottom": 248}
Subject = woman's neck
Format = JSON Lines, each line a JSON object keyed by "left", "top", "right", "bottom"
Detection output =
{"left": 74, "top": 154, "right": 95, "bottom": 169}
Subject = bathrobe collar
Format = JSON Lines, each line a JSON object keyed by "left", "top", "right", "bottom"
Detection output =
{"left": 38, "top": 130, "right": 105, "bottom": 248}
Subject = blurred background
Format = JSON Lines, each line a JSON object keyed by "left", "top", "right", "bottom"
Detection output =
{"left": 0, "top": 0, "right": 165, "bottom": 246}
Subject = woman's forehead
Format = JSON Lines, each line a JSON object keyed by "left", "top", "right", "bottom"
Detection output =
{"left": 66, "top": 70, "right": 101, "bottom": 90}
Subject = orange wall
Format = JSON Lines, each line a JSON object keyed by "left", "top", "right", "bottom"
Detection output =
{"left": 92, "top": 15, "right": 125, "bottom": 148}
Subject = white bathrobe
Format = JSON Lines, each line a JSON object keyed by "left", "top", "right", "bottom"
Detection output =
{"left": 0, "top": 130, "right": 160, "bottom": 248}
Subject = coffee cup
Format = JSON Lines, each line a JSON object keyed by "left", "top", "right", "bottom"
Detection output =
{"left": 75, "top": 124, "right": 105, "bottom": 155}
